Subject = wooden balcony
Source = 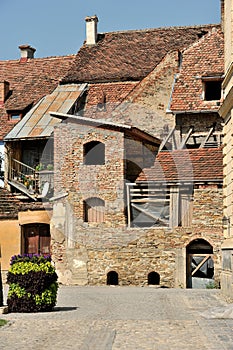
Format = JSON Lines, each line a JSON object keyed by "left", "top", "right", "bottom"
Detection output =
{"left": 8, "top": 158, "right": 54, "bottom": 200}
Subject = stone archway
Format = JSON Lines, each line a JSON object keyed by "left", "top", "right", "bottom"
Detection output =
{"left": 186, "top": 238, "right": 214, "bottom": 288}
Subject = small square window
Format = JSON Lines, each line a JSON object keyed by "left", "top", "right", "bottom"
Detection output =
{"left": 204, "top": 80, "right": 222, "bottom": 101}
{"left": 10, "top": 114, "right": 21, "bottom": 121}
{"left": 8, "top": 111, "right": 23, "bottom": 121}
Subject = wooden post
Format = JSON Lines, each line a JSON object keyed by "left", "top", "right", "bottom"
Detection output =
{"left": 126, "top": 184, "right": 131, "bottom": 228}
{"left": 170, "top": 186, "right": 180, "bottom": 227}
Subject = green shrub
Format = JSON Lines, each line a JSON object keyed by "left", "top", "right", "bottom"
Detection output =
{"left": 7, "top": 254, "right": 58, "bottom": 313}
{"left": 0, "top": 319, "right": 7, "bottom": 327}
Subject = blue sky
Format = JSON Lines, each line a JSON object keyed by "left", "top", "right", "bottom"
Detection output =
{"left": 0, "top": 0, "right": 221, "bottom": 60}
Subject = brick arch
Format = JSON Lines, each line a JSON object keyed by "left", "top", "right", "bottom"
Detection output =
{"left": 185, "top": 235, "right": 215, "bottom": 251}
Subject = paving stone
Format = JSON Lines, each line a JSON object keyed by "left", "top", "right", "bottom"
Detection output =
{"left": 1, "top": 286, "right": 233, "bottom": 349}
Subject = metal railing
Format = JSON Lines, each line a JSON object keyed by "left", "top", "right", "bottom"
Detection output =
{"left": 9, "top": 158, "right": 54, "bottom": 197}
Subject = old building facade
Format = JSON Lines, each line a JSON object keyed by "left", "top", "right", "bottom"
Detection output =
{"left": 0, "top": 2, "right": 227, "bottom": 288}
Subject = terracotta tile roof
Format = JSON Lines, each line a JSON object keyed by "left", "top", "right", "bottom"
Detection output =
{"left": 0, "top": 187, "right": 20, "bottom": 219}
{"left": 136, "top": 148, "right": 223, "bottom": 183}
{"left": 84, "top": 82, "right": 138, "bottom": 118}
{"left": 0, "top": 187, "right": 51, "bottom": 219}
{"left": 0, "top": 55, "right": 75, "bottom": 140}
{"left": 63, "top": 24, "right": 219, "bottom": 83}
{"left": 170, "top": 28, "right": 224, "bottom": 112}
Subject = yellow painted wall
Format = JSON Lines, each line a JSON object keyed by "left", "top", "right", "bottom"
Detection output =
{"left": 0, "top": 220, "right": 20, "bottom": 271}
{"left": 0, "top": 210, "right": 51, "bottom": 274}
{"left": 18, "top": 210, "right": 51, "bottom": 225}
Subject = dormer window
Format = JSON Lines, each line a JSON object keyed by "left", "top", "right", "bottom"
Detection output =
{"left": 8, "top": 111, "right": 23, "bottom": 121}
{"left": 202, "top": 77, "right": 223, "bottom": 101}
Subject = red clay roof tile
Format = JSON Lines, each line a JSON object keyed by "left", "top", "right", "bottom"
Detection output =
{"left": 0, "top": 55, "right": 75, "bottom": 140}
{"left": 136, "top": 148, "right": 223, "bottom": 183}
{"left": 170, "top": 29, "right": 224, "bottom": 112}
{"left": 63, "top": 25, "right": 219, "bottom": 83}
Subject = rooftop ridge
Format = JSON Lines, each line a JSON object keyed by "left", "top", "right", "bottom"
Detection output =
{"left": 0, "top": 54, "right": 76, "bottom": 63}
{"left": 99, "top": 23, "right": 220, "bottom": 36}
{"left": 179, "top": 26, "right": 223, "bottom": 54}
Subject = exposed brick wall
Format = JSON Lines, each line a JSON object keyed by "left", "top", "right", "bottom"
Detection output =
{"left": 51, "top": 126, "right": 223, "bottom": 287}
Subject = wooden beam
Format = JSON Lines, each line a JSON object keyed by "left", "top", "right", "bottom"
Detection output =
{"left": 126, "top": 184, "right": 131, "bottom": 228}
{"left": 158, "top": 127, "right": 175, "bottom": 152}
{"left": 131, "top": 198, "right": 169, "bottom": 203}
{"left": 179, "top": 127, "right": 193, "bottom": 149}
{"left": 191, "top": 255, "right": 211, "bottom": 276}
{"left": 200, "top": 127, "right": 214, "bottom": 148}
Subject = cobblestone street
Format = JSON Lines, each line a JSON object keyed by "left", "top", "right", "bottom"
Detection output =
{"left": 1, "top": 286, "right": 233, "bottom": 349}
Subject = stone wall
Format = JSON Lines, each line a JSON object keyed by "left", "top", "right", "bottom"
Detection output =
{"left": 51, "top": 182, "right": 223, "bottom": 288}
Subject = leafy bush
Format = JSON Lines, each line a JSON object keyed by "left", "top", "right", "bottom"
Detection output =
{"left": 7, "top": 254, "right": 58, "bottom": 313}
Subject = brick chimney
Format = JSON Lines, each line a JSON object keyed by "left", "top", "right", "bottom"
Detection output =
{"left": 85, "top": 15, "right": 98, "bottom": 45}
{"left": 18, "top": 44, "right": 36, "bottom": 62}
{"left": 0, "top": 81, "right": 10, "bottom": 106}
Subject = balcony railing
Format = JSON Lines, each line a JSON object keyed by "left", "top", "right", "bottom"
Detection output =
{"left": 8, "top": 158, "right": 54, "bottom": 199}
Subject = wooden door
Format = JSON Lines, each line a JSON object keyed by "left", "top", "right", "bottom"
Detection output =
{"left": 23, "top": 224, "right": 50, "bottom": 255}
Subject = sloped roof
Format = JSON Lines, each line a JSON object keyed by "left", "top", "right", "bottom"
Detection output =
{"left": 136, "top": 148, "right": 223, "bottom": 183}
{"left": 0, "top": 187, "right": 20, "bottom": 219}
{"left": 0, "top": 55, "right": 75, "bottom": 140}
{"left": 5, "top": 84, "right": 85, "bottom": 140}
{"left": 0, "top": 55, "right": 75, "bottom": 110}
{"left": 0, "top": 187, "right": 50, "bottom": 219}
{"left": 83, "top": 81, "right": 138, "bottom": 118}
{"left": 170, "top": 28, "right": 224, "bottom": 112}
{"left": 62, "top": 24, "right": 219, "bottom": 83}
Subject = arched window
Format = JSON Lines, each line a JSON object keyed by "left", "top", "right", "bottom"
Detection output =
{"left": 22, "top": 223, "right": 50, "bottom": 255}
{"left": 84, "top": 141, "right": 105, "bottom": 165}
{"left": 84, "top": 197, "right": 105, "bottom": 223}
{"left": 148, "top": 271, "right": 160, "bottom": 285}
{"left": 107, "top": 271, "right": 118, "bottom": 285}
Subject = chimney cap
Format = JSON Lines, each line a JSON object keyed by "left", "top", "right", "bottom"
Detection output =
{"left": 18, "top": 44, "right": 36, "bottom": 52}
{"left": 85, "top": 15, "right": 98, "bottom": 22}
{"left": 18, "top": 44, "right": 36, "bottom": 60}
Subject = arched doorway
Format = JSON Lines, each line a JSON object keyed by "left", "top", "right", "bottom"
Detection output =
{"left": 186, "top": 239, "right": 214, "bottom": 288}
{"left": 107, "top": 271, "right": 118, "bottom": 285}
{"left": 22, "top": 223, "right": 50, "bottom": 255}
{"left": 148, "top": 271, "right": 160, "bottom": 285}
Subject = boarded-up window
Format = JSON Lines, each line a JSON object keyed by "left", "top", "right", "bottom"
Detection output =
{"left": 127, "top": 183, "right": 193, "bottom": 228}
{"left": 84, "top": 141, "right": 105, "bottom": 165}
{"left": 179, "top": 186, "right": 193, "bottom": 227}
{"left": 84, "top": 197, "right": 105, "bottom": 223}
